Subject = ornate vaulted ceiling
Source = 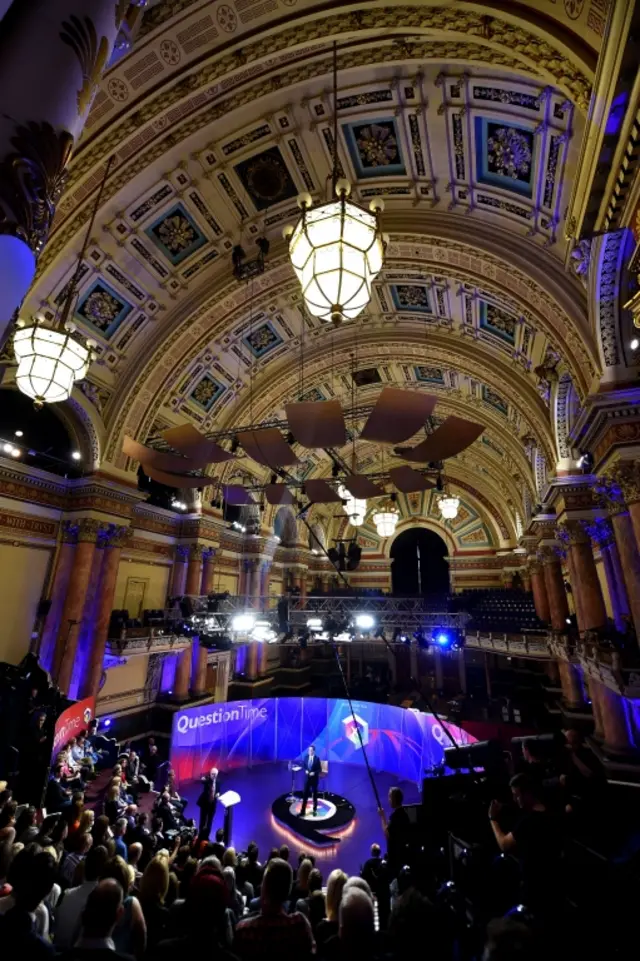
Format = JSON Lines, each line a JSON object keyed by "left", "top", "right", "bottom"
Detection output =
{"left": 13, "top": 0, "right": 615, "bottom": 547}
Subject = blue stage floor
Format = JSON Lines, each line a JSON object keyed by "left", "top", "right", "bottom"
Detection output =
{"left": 179, "top": 762, "right": 421, "bottom": 877}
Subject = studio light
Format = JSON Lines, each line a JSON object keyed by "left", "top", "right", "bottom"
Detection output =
{"left": 71, "top": 451, "right": 82, "bottom": 461}
{"left": 355, "top": 613, "right": 375, "bottom": 630}
{"left": 232, "top": 613, "right": 255, "bottom": 632}
{"left": 307, "top": 617, "right": 323, "bottom": 630}
{"left": 631, "top": 338, "right": 639, "bottom": 350}
{"left": 286, "top": 43, "right": 385, "bottom": 325}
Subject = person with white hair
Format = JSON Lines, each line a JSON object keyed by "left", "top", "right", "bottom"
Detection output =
{"left": 196, "top": 766, "right": 223, "bottom": 839}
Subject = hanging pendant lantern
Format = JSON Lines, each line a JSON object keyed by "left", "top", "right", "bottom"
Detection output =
{"left": 438, "top": 494, "right": 460, "bottom": 520}
{"left": 338, "top": 483, "right": 366, "bottom": 527}
{"left": 372, "top": 497, "right": 399, "bottom": 537}
{"left": 286, "top": 42, "right": 385, "bottom": 325}
{"left": 13, "top": 155, "right": 114, "bottom": 407}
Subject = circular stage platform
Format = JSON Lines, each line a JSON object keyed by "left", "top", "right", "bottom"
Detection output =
{"left": 272, "top": 790, "right": 357, "bottom": 847}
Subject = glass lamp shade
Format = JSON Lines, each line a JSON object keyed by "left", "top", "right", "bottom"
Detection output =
{"left": 338, "top": 484, "right": 366, "bottom": 527}
{"left": 289, "top": 194, "right": 384, "bottom": 324}
{"left": 13, "top": 324, "right": 90, "bottom": 405}
{"left": 438, "top": 495, "right": 460, "bottom": 520}
{"left": 372, "top": 507, "right": 399, "bottom": 537}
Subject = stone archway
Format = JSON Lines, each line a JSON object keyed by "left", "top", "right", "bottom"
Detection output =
{"left": 390, "top": 527, "right": 449, "bottom": 597}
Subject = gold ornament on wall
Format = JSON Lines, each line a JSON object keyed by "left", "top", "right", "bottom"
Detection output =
{"left": 0, "top": 121, "right": 73, "bottom": 255}
{"left": 60, "top": 15, "right": 110, "bottom": 115}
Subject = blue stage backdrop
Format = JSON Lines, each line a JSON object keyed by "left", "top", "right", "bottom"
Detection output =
{"left": 170, "top": 697, "right": 476, "bottom": 785}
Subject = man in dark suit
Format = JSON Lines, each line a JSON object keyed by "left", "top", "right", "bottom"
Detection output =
{"left": 45, "top": 764, "right": 72, "bottom": 813}
{"left": 300, "top": 745, "right": 322, "bottom": 817}
{"left": 196, "top": 766, "right": 222, "bottom": 838}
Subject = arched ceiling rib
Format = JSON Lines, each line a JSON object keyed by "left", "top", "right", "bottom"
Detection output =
{"left": 16, "top": 3, "right": 609, "bottom": 549}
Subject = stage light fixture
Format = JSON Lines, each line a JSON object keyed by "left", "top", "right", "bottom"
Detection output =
{"left": 14, "top": 430, "right": 23, "bottom": 437}
{"left": 307, "top": 617, "right": 323, "bottom": 630}
{"left": 355, "top": 613, "right": 375, "bottom": 630}
{"left": 232, "top": 613, "right": 255, "bottom": 631}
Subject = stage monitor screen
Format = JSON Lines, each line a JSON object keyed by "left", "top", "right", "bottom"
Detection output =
{"left": 170, "top": 697, "right": 475, "bottom": 785}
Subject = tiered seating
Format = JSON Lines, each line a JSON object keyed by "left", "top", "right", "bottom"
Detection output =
{"left": 452, "top": 588, "right": 545, "bottom": 633}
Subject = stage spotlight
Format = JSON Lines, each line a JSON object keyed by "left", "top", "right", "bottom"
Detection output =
{"left": 307, "top": 617, "right": 323, "bottom": 630}
{"left": 232, "top": 613, "right": 255, "bottom": 631}
{"left": 433, "top": 630, "right": 452, "bottom": 649}
{"left": 355, "top": 613, "right": 375, "bottom": 630}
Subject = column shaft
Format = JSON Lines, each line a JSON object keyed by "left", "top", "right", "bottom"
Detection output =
{"left": 610, "top": 510, "right": 640, "bottom": 640}
{"left": 201, "top": 551, "right": 215, "bottom": 594}
{"left": 597, "top": 682, "right": 633, "bottom": 755}
{"left": 587, "top": 678, "right": 604, "bottom": 740}
{"left": 53, "top": 526, "right": 99, "bottom": 694}
{"left": 530, "top": 567, "right": 550, "bottom": 623}
{"left": 557, "top": 660, "right": 584, "bottom": 710}
{"left": 81, "top": 540, "right": 124, "bottom": 699}
{"left": 185, "top": 548, "right": 203, "bottom": 595}
{"left": 170, "top": 547, "right": 188, "bottom": 597}
{"left": 569, "top": 540, "right": 607, "bottom": 631}
{"left": 542, "top": 557, "right": 569, "bottom": 630}
{"left": 173, "top": 648, "right": 191, "bottom": 700}
{"left": 192, "top": 642, "right": 208, "bottom": 697}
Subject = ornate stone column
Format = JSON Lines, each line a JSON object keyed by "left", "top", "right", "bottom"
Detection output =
{"left": 587, "top": 678, "right": 604, "bottom": 740}
{"left": 192, "top": 642, "right": 208, "bottom": 697}
{"left": 558, "top": 521, "right": 607, "bottom": 632}
{"left": 522, "top": 569, "right": 532, "bottom": 592}
{"left": 39, "top": 521, "right": 78, "bottom": 674}
{"left": 0, "top": 1, "right": 123, "bottom": 342}
{"left": 596, "top": 682, "right": 634, "bottom": 756}
{"left": 169, "top": 545, "right": 189, "bottom": 597}
{"left": 608, "top": 462, "right": 640, "bottom": 553}
{"left": 599, "top": 485, "right": 640, "bottom": 641}
{"left": 185, "top": 545, "right": 203, "bottom": 595}
{"left": 81, "top": 526, "right": 129, "bottom": 699}
{"left": 587, "top": 517, "right": 628, "bottom": 631}
{"left": 529, "top": 560, "right": 550, "bottom": 623}
{"left": 53, "top": 518, "right": 101, "bottom": 694}
{"left": 200, "top": 548, "right": 216, "bottom": 595}
{"left": 539, "top": 547, "right": 569, "bottom": 630}
{"left": 557, "top": 659, "right": 585, "bottom": 710}
{"left": 172, "top": 647, "right": 192, "bottom": 701}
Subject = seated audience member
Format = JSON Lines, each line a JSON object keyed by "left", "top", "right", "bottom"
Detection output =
{"left": 69, "top": 737, "right": 95, "bottom": 779}
{"left": 105, "top": 784, "right": 125, "bottom": 824}
{"left": 0, "top": 847, "right": 57, "bottom": 942}
{"left": 291, "top": 856, "right": 313, "bottom": 906}
{"left": 361, "top": 843, "right": 391, "bottom": 929}
{"left": 483, "top": 917, "right": 535, "bottom": 961}
{"left": 91, "top": 815, "right": 112, "bottom": 850}
{"left": 77, "top": 733, "right": 100, "bottom": 769}
{"left": 223, "top": 864, "right": 245, "bottom": 922}
{"left": 0, "top": 801, "right": 17, "bottom": 878}
{"left": 145, "top": 745, "right": 161, "bottom": 786}
{"left": 315, "top": 868, "right": 347, "bottom": 951}
{"left": 101, "top": 855, "right": 147, "bottom": 958}
{"left": 150, "top": 865, "right": 238, "bottom": 960}
{"left": 46, "top": 764, "right": 73, "bottom": 813}
{"left": 127, "top": 749, "right": 141, "bottom": 781}
{"left": 244, "top": 841, "right": 263, "bottom": 892}
{"left": 61, "top": 829, "right": 94, "bottom": 887}
{"left": 322, "top": 887, "right": 379, "bottom": 961}
{"left": 138, "top": 856, "right": 170, "bottom": 950}
{"left": 60, "top": 877, "right": 133, "bottom": 960}
{"left": 113, "top": 818, "right": 128, "bottom": 860}
{"left": 55, "top": 844, "right": 110, "bottom": 950}
{"left": 156, "top": 793, "right": 179, "bottom": 833}
{"left": 128, "top": 843, "right": 144, "bottom": 884}
{"left": 0, "top": 848, "right": 57, "bottom": 958}
{"left": 388, "top": 888, "right": 443, "bottom": 961}
{"left": 489, "top": 773, "right": 562, "bottom": 910}
{"left": 14, "top": 805, "right": 39, "bottom": 845}
{"left": 234, "top": 857, "right": 314, "bottom": 961}
{"left": 296, "top": 866, "right": 323, "bottom": 916}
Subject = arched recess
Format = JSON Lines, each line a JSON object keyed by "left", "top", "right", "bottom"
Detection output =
{"left": 383, "top": 517, "right": 457, "bottom": 558}
{"left": 390, "top": 527, "right": 450, "bottom": 596}
{"left": 553, "top": 372, "right": 580, "bottom": 470}
{"left": 307, "top": 522, "right": 326, "bottom": 552}
{"left": 273, "top": 506, "right": 298, "bottom": 547}
{"left": 590, "top": 228, "right": 638, "bottom": 387}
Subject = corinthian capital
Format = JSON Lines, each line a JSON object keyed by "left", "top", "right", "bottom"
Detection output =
{"left": 556, "top": 519, "right": 590, "bottom": 546}
{"left": 605, "top": 461, "right": 640, "bottom": 506}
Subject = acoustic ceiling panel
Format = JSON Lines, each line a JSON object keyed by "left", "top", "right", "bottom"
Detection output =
{"left": 388, "top": 465, "right": 436, "bottom": 493}
{"left": 123, "top": 435, "right": 209, "bottom": 472}
{"left": 162, "top": 424, "right": 235, "bottom": 463}
{"left": 223, "top": 484, "right": 255, "bottom": 505}
{"left": 395, "top": 417, "right": 485, "bottom": 462}
{"left": 360, "top": 388, "right": 437, "bottom": 444}
{"left": 144, "top": 466, "right": 208, "bottom": 488}
{"left": 285, "top": 399, "right": 347, "bottom": 448}
{"left": 304, "top": 479, "right": 343, "bottom": 503}
{"left": 265, "top": 484, "right": 295, "bottom": 505}
{"left": 237, "top": 428, "right": 299, "bottom": 468}
{"left": 343, "top": 473, "right": 383, "bottom": 499}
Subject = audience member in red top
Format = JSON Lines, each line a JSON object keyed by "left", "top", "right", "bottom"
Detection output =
{"left": 233, "top": 857, "right": 314, "bottom": 961}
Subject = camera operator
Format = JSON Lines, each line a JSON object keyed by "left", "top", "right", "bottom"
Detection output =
{"left": 488, "top": 773, "right": 562, "bottom": 914}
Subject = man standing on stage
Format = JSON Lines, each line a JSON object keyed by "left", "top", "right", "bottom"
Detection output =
{"left": 197, "top": 765, "right": 222, "bottom": 838}
{"left": 300, "top": 745, "right": 321, "bottom": 818}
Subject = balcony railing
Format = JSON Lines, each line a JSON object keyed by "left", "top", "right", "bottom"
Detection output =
{"left": 105, "top": 628, "right": 191, "bottom": 657}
